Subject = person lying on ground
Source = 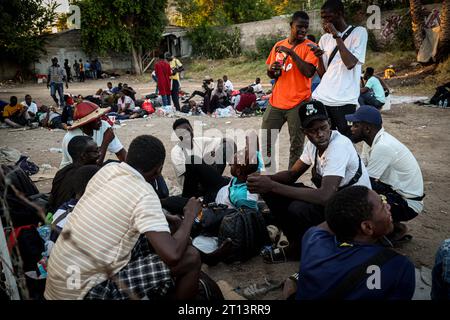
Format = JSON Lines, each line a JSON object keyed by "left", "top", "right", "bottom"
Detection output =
{"left": 2, "top": 96, "right": 31, "bottom": 128}
{"left": 346, "top": 105, "right": 424, "bottom": 245}
{"left": 60, "top": 101, "right": 127, "bottom": 168}
{"left": 292, "top": 186, "right": 415, "bottom": 300}
{"left": 48, "top": 136, "right": 99, "bottom": 213}
{"left": 50, "top": 164, "right": 100, "bottom": 242}
{"left": 170, "top": 118, "right": 235, "bottom": 203}
{"left": 247, "top": 100, "right": 371, "bottom": 263}
{"left": 45, "top": 135, "right": 202, "bottom": 300}
{"left": 39, "top": 105, "right": 64, "bottom": 129}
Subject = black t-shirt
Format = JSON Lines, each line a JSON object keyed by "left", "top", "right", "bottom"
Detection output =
{"left": 47, "top": 164, "right": 79, "bottom": 213}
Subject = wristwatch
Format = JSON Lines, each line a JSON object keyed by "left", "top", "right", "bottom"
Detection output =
{"left": 333, "top": 32, "right": 341, "bottom": 39}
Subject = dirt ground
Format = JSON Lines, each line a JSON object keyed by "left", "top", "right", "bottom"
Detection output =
{"left": 0, "top": 77, "right": 449, "bottom": 300}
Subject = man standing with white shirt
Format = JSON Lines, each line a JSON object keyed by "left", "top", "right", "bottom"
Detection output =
{"left": 310, "top": 0, "right": 368, "bottom": 138}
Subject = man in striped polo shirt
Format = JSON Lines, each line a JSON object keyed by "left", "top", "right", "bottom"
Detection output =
{"left": 45, "top": 135, "right": 202, "bottom": 300}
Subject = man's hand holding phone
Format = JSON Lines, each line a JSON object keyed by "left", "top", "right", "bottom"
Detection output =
{"left": 307, "top": 43, "right": 324, "bottom": 57}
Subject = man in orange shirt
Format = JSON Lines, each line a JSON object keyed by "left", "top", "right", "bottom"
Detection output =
{"left": 262, "top": 11, "right": 318, "bottom": 169}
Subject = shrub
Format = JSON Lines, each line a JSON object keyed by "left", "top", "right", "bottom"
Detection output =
{"left": 187, "top": 25, "right": 241, "bottom": 59}
{"left": 254, "top": 33, "right": 285, "bottom": 59}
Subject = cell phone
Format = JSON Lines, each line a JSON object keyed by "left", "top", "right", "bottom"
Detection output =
{"left": 307, "top": 43, "right": 319, "bottom": 50}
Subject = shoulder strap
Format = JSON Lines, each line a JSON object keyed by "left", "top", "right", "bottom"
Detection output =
{"left": 339, "top": 155, "right": 362, "bottom": 190}
{"left": 52, "top": 205, "right": 75, "bottom": 227}
{"left": 325, "top": 248, "right": 399, "bottom": 299}
{"left": 327, "top": 25, "right": 357, "bottom": 68}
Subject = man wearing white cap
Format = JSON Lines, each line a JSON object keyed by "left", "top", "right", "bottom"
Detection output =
{"left": 60, "top": 101, "right": 127, "bottom": 168}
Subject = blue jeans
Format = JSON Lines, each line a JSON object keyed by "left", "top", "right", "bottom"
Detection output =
{"left": 358, "top": 90, "right": 384, "bottom": 109}
{"left": 161, "top": 95, "right": 171, "bottom": 106}
{"left": 171, "top": 80, "right": 180, "bottom": 111}
{"left": 431, "top": 239, "right": 450, "bottom": 300}
{"left": 50, "top": 82, "right": 64, "bottom": 107}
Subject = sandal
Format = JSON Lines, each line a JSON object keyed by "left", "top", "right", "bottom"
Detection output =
{"left": 260, "top": 245, "right": 287, "bottom": 264}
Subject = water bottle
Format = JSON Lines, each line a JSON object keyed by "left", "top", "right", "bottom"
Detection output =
{"left": 443, "top": 99, "right": 448, "bottom": 109}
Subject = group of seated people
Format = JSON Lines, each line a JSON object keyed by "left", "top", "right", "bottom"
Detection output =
{"left": 36, "top": 96, "right": 450, "bottom": 301}
{"left": 0, "top": 94, "right": 74, "bottom": 129}
{"left": 184, "top": 75, "right": 270, "bottom": 116}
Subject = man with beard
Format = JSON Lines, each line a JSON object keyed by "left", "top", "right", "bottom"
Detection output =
{"left": 346, "top": 105, "right": 424, "bottom": 244}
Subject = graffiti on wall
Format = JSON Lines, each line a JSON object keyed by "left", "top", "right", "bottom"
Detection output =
{"left": 380, "top": 8, "right": 440, "bottom": 41}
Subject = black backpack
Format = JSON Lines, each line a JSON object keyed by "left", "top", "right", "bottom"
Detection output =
{"left": 0, "top": 165, "right": 43, "bottom": 227}
{"left": 217, "top": 208, "right": 270, "bottom": 263}
{"left": 430, "top": 83, "right": 450, "bottom": 105}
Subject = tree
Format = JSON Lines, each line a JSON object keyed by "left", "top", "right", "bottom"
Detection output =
{"left": 174, "top": 0, "right": 274, "bottom": 27}
{"left": 0, "top": 0, "right": 58, "bottom": 69}
{"left": 409, "top": 0, "right": 426, "bottom": 52}
{"left": 436, "top": 0, "right": 449, "bottom": 63}
{"left": 76, "top": 0, "right": 167, "bottom": 74}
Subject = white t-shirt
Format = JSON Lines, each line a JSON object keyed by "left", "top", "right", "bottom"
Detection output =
{"left": 251, "top": 83, "right": 263, "bottom": 93}
{"left": 224, "top": 80, "right": 234, "bottom": 92}
{"left": 171, "top": 136, "right": 223, "bottom": 187}
{"left": 22, "top": 101, "right": 38, "bottom": 114}
{"left": 60, "top": 120, "right": 124, "bottom": 168}
{"left": 300, "top": 130, "right": 371, "bottom": 189}
{"left": 117, "top": 95, "right": 135, "bottom": 111}
{"left": 312, "top": 26, "right": 368, "bottom": 106}
{"left": 361, "top": 128, "right": 424, "bottom": 213}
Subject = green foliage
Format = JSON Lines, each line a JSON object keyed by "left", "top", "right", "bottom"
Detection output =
{"left": 222, "top": 0, "right": 274, "bottom": 24}
{"left": 0, "top": 0, "right": 58, "bottom": 66}
{"left": 76, "top": 0, "right": 167, "bottom": 56}
{"left": 394, "top": 13, "right": 415, "bottom": 51}
{"left": 187, "top": 25, "right": 241, "bottom": 59}
{"left": 367, "top": 29, "right": 380, "bottom": 52}
{"left": 254, "top": 33, "right": 285, "bottom": 59}
{"left": 175, "top": 0, "right": 274, "bottom": 27}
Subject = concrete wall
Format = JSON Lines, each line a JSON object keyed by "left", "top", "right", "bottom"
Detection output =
{"left": 231, "top": 4, "right": 442, "bottom": 51}
{"left": 33, "top": 30, "right": 132, "bottom": 76}
{"left": 0, "top": 59, "right": 22, "bottom": 81}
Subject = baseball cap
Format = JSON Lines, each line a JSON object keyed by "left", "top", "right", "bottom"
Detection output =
{"left": 298, "top": 100, "right": 329, "bottom": 128}
{"left": 345, "top": 105, "right": 382, "bottom": 127}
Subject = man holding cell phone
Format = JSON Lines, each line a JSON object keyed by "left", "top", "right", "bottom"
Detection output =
{"left": 309, "top": 0, "right": 368, "bottom": 139}
{"left": 262, "top": 11, "right": 318, "bottom": 170}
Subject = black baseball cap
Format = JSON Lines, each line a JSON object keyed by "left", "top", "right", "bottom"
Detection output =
{"left": 299, "top": 100, "right": 329, "bottom": 128}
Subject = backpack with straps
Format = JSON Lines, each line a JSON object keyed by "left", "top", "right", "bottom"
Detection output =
{"left": 217, "top": 207, "right": 271, "bottom": 263}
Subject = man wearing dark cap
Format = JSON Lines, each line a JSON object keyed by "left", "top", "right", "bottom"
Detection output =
{"left": 247, "top": 100, "right": 371, "bottom": 263}
{"left": 346, "top": 105, "right": 424, "bottom": 243}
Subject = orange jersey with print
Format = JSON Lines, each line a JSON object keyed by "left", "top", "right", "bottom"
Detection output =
{"left": 266, "top": 38, "right": 318, "bottom": 110}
